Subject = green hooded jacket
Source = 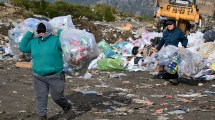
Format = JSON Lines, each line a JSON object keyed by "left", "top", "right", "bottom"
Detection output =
{"left": 19, "top": 20, "right": 63, "bottom": 76}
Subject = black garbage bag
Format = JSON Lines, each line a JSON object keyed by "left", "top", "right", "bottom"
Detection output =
{"left": 203, "top": 29, "right": 215, "bottom": 42}
{"left": 156, "top": 70, "right": 178, "bottom": 79}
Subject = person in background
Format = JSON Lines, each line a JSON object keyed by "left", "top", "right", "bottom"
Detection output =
{"left": 156, "top": 18, "right": 188, "bottom": 51}
{"left": 156, "top": 18, "right": 188, "bottom": 85}
{"left": 19, "top": 20, "right": 73, "bottom": 120}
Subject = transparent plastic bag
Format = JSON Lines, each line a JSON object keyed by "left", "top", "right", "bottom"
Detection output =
{"left": 8, "top": 18, "right": 40, "bottom": 59}
{"left": 156, "top": 45, "right": 178, "bottom": 65}
{"left": 49, "top": 15, "right": 75, "bottom": 31}
{"left": 178, "top": 48, "right": 207, "bottom": 78}
{"left": 60, "top": 28, "right": 99, "bottom": 75}
{"left": 187, "top": 31, "right": 204, "bottom": 47}
{"left": 144, "top": 53, "right": 158, "bottom": 71}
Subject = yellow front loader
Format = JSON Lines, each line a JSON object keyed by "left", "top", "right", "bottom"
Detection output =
{"left": 154, "top": 0, "right": 214, "bottom": 33}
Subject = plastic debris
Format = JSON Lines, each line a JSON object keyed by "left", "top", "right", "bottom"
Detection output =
{"left": 177, "top": 93, "right": 204, "bottom": 98}
{"left": 80, "top": 90, "right": 97, "bottom": 94}
{"left": 168, "top": 110, "right": 186, "bottom": 115}
{"left": 155, "top": 109, "right": 164, "bottom": 114}
{"left": 97, "top": 58, "right": 125, "bottom": 70}
{"left": 204, "top": 90, "right": 215, "bottom": 95}
{"left": 158, "top": 116, "right": 169, "bottom": 120}
{"left": 110, "top": 73, "right": 127, "bottom": 78}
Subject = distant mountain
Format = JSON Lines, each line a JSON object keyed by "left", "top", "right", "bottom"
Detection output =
{"left": 51, "top": 0, "right": 156, "bottom": 17}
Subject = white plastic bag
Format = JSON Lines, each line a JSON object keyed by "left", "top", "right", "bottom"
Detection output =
{"left": 49, "top": 15, "right": 75, "bottom": 31}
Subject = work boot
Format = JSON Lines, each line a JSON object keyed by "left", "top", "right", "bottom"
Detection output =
{"left": 38, "top": 115, "right": 47, "bottom": 120}
{"left": 63, "top": 103, "right": 75, "bottom": 120}
{"left": 169, "top": 79, "right": 179, "bottom": 85}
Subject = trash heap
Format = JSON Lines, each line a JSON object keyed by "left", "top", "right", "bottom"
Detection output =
{"left": 8, "top": 15, "right": 99, "bottom": 76}
{"left": 89, "top": 28, "right": 215, "bottom": 80}
{"left": 7, "top": 14, "right": 215, "bottom": 80}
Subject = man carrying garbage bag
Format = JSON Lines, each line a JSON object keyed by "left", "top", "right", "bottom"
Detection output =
{"left": 19, "top": 20, "right": 73, "bottom": 120}
{"left": 155, "top": 19, "right": 188, "bottom": 85}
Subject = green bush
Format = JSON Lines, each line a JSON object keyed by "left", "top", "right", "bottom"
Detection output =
{"left": 9, "top": 0, "right": 132, "bottom": 22}
{"left": 0, "top": 2, "right": 5, "bottom": 6}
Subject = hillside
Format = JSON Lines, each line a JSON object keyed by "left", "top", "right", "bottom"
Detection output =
{"left": 51, "top": 0, "right": 156, "bottom": 17}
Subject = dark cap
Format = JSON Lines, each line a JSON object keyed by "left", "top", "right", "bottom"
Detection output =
{"left": 166, "top": 19, "right": 176, "bottom": 25}
{"left": 37, "top": 23, "right": 46, "bottom": 33}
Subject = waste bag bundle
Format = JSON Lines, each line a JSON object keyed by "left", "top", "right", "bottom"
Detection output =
{"left": 60, "top": 28, "right": 99, "bottom": 75}
{"left": 49, "top": 15, "right": 75, "bottom": 33}
{"left": 156, "top": 45, "right": 178, "bottom": 66}
{"left": 203, "top": 29, "right": 215, "bottom": 42}
{"left": 8, "top": 18, "right": 40, "bottom": 59}
{"left": 177, "top": 48, "right": 207, "bottom": 78}
{"left": 165, "top": 52, "right": 180, "bottom": 74}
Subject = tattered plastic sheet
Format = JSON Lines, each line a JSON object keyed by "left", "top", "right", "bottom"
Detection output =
{"left": 97, "top": 58, "right": 125, "bottom": 70}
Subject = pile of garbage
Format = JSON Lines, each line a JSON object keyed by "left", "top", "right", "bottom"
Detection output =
{"left": 7, "top": 14, "right": 215, "bottom": 80}
{"left": 0, "top": 35, "right": 12, "bottom": 61}
{"left": 87, "top": 28, "right": 215, "bottom": 80}
{"left": 8, "top": 15, "right": 99, "bottom": 76}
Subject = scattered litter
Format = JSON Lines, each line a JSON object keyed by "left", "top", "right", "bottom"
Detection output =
{"left": 114, "top": 107, "right": 127, "bottom": 112}
{"left": 18, "top": 110, "right": 26, "bottom": 113}
{"left": 126, "top": 94, "right": 139, "bottom": 98}
{"left": 122, "top": 81, "right": 130, "bottom": 84}
{"left": 175, "top": 98, "right": 193, "bottom": 103}
{"left": 112, "top": 100, "right": 127, "bottom": 106}
{"left": 198, "top": 83, "right": 204, "bottom": 86}
{"left": 136, "top": 83, "right": 153, "bottom": 88}
{"left": 168, "top": 110, "right": 186, "bottom": 115}
{"left": 110, "top": 73, "right": 127, "bottom": 78}
{"left": 132, "top": 98, "right": 153, "bottom": 106}
{"left": 177, "top": 93, "right": 205, "bottom": 98}
{"left": 155, "top": 109, "right": 164, "bottom": 114}
{"left": 174, "top": 115, "right": 184, "bottom": 120}
{"left": 150, "top": 95, "right": 165, "bottom": 98}
{"left": 158, "top": 116, "right": 169, "bottom": 120}
{"left": 95, "top": 84, "right": 109, "bottom": 88}
{"left": 114, "top": 88, "right": 129, "bottom": 92}
{"left": 80, "top": 90, "right": 97, "bottom": 94}
{"left": 106, "top": 109, "right": 112, "bottom": 113}
{"left": 212, "top": 85, "right": 215, "bottom": 87}
{"left": 204, "top": 90, "right": 215, "bottom": 95}
{"left": 94, "top": 119, "right": 109, "bottom": 120}
{"left": 12, "top": 91, "right": 18, "bottom": 94}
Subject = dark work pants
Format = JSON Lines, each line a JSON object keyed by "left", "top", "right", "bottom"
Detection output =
{"left": 33, "top": 73, "right": 70, "bottom": 116}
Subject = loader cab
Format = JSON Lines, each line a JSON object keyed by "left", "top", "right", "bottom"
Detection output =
{"left": 169, "top": 0, "right": 196, "bottom": 6}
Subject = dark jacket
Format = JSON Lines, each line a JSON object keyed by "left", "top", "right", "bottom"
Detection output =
{"left": 156, "top": 28, "right": 188, "bottom": 51}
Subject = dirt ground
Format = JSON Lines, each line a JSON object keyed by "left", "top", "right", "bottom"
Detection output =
{"left": 0, "top": 61, "right": 214, "bottom": 120}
